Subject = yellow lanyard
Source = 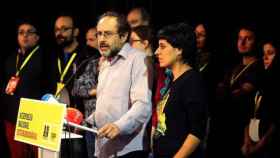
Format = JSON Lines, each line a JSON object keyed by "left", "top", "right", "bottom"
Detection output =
{"left": 157, "top": 90, "right": 170, "bottom": 115}
{"left": 254, "top": 91, "right": 262, "bottom": 117}
{"left": 16, "top": 46, "right": 39, "bottom": 76}
{"left": 57, "top": 53, "right": 77, "bottom": 82}
{"left": 230, "top": 60, "right": 256, "bottom": 86}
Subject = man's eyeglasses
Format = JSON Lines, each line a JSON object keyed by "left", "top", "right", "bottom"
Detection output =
{"left": 54, "top": 27, "right": 73, "bottom": 33}
{"left": 18, "top": 30, "right": 37, "bottom": 36}
{"left": 128, "top": 20, "right": 139, "bottom": 26}
{"left": 95, "top": 31, "right": 118, "bottom": 39}
{"left": 129, "top": 39, "right": 142, "bottom": 44}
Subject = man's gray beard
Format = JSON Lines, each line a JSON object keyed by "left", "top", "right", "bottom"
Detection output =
{"left": 103, "top": 47, "right": 120, "bottom": 58}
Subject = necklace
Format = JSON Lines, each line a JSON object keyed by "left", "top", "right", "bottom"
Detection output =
{"left": 230, "top": 60, "right": 256, "bottom": 86}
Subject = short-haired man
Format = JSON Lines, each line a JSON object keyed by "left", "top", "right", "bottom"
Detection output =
{"left": 95, "top": 11, "right": 152, "bottom": 158}
{"left": 2, "top": 19, "right": 51, "bottom": 158}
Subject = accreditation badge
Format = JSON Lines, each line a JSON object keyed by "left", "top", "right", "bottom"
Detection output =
{"left": 249, "top": 118, "right": 260, "bottom": 142}
{"left": 5, "top": 76, "right": 20, "bottom": 95}
{"left": 56, "top": 82, "right": 65, "bottom": 96}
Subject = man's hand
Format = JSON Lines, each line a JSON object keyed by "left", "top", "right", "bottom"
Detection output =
{"left": 98, "top": 123, "right": 120, "bottom": 139}
{"left": 89, "top": 88, "right": 97, "bottom": 96}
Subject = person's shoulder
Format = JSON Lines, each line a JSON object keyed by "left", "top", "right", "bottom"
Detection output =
{"left": 122, "top": 43, "right": 144, "bottom": 56}
{"left": 88, "top": 57, "right": 100, "bottom": 66}
{"left": 184, "top": 69, "right": 201, "bottom": 79}
{"left": 179, "top": 69, "right": 204, "bottom": 86}
{"left": 129, "top": 47, "right": 147, "bottom": 59}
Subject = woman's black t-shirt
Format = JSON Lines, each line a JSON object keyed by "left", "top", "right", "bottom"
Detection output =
{"left": 154, "top": 69, "right": 208, "bottom": 158}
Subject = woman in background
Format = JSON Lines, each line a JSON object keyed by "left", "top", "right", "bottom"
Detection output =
{"left": 241, "top": 40, "right": 279, "bottom": 158}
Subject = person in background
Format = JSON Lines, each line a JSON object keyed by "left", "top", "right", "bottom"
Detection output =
{"left": 194, "top": 23, "right": 223, "bottom": 156}
{"left": 241, "top": 40, "right": 279, "bottom": 158}
{"left": 86, "top": 27, "right": 99, "bottom": 50}
{"left": 129, "top": 25, "right": 155, "bottom": 154}
{"left": 130, "top": 25, "right": 153, "bottom": 56}
{"left": 53, "top": 14, "right": 88, "bottom": 106}
{"left": 53, "top": 13, "right": 89, "bottom": 158}
{"left": 127, "top": 7, "right": 150, "bottom": 28}
{"left": 215, "top": 25, "right": 260, "bottom": 158}
{"left": 72, "top": 26, "right": 100, "bottom": 158}
{"left": 2, "top": 18, "right": 53, "bottom": 158}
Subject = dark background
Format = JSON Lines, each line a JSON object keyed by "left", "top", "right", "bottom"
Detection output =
{"left": 0, "top": 1, "right": 278, "bottom": 157}
{"left": 1, "top": 0, "right": 279, "bottom": 63}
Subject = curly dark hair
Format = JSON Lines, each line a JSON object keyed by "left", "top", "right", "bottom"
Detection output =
{"left": 157, "top": 22, "right": 197, "bottom": 66}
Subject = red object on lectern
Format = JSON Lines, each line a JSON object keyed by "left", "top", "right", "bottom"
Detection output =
{"left": 65, "top": 108, "right": 83, "bottom": 125}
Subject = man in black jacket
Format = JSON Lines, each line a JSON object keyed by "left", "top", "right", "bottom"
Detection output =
{"left": 2, "top": 19, "right": 54, "bottom": 158}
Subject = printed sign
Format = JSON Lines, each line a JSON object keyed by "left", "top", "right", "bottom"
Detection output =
{"left": 15, "top": 98, "right": 66, "bottom": 151}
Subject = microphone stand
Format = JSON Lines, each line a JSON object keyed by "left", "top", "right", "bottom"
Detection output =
{"left": 64, "top": 119, "right": 98, "bottom": 134}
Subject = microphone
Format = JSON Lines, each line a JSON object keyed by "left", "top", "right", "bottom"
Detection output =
{"left": 64, "top": 120, "right": 98, "bottom": 134}
{"left": 65, "top": 107, "right": 83, "bottom": 125}
{"left": 54, "top": 55, "right": 99, "bottom": 102}
{"left": 64, "top": 108, "right": 97, "bottom": 134}
{"left": 41, "top": 93, "right": 59, "bottom": 103}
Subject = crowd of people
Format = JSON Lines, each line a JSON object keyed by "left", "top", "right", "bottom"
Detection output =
{"left": 0, "top": 7, "right": 279, "bottom": 158}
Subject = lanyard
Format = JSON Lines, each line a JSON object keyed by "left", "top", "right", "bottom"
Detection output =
{"left": 158, "top": 89, "right": 170, "bottom": 114}
{"left": 16, "top": 46, "right": 39, "bottom": 76}
{"left": 57, "top": 52, "right": 77, "bottom": 82}
{"left": 199, "top": 63, "right": 208, "bottom": 72}
{"left": 230, "top": 60, "right": 256, "bottom": 86}
{"left": 254, "top": 91, "right": 262, "bottom": 117}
